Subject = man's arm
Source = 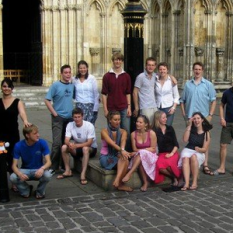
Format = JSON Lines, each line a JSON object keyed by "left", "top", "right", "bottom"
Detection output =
{"left": 35, "top": 154, "right": 52, "bottom": 179}
{"left": 44, "top": 99, "right": 58, "bottom": 117}
{"left": 133, "top": 87, "right": 139, "bottom": 117}
{"left": 126, "top": 94, "right": 132, "bottom": 117}
{"left": 219, "top": 102, "right": 226, "bottom": 127}
{"left": 12, "top": 159, "right": 29, "bottom": 181}
{"left": 102, "top": 94, "right": 108, "bottom": 117}
{"left": 206, "top": 100, "right": 216, "bottom": 122}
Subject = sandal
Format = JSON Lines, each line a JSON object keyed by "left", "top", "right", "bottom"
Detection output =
{"left": 189, "top": 185, "right": 198, "bottom": 190}
{"left": 80, "top": 179, "right": 88, "bottom": 185}
{"left": 21, "top": 185, "right": 33, "bottom": 198}
{"left": 181, "top": 186, "right": 189, "bottom": 191}
{"left": 11, "top": 185, "right": 19, "bottom": 193}
{"left": 203, "top": 166, "right": 214, "bottom": 176}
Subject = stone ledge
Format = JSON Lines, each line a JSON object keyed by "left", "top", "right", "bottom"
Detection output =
{"left": 74, "top": 157, "right": 169, "bottom": 191}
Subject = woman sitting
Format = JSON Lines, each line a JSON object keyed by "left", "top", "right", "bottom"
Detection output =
{"left": 99, "top": 111, "right": 132, "bottom": 191}
{"left": 152, "top": 111, "right": 181, "bottom": 186}
{"left": 178, "top": 112, "right": 212, "bottom": 191}
{"left": 122, "top": 115, "right": 158, "bottom": 191}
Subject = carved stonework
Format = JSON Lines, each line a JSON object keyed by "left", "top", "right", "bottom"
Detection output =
{"left": 178, "top": 47, "right": 183, "bottom": 57}
{"left": 112, "top": 48, "right": 121, "bottom": 54}
{"left": 195, "top": 47, "right": 204, "bottom": 56}
{"left": 216, "top": 48, "right": 225, "bottom": 57}
{"left": 166, "top": 48, "right": 171, "bottom": 57}
{"left": 89, "top": 48, "right": 100, "bottom": 56}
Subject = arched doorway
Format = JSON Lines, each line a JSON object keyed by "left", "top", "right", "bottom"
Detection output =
{"left": 2, "top": 0, "right": 42, "bottom": 85}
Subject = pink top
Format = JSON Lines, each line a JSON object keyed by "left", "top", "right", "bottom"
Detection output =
{"left": 100, "top": 139, "right": 109, "bottom": 155}
{"left": 135, "top": 130, "right": 151, "bottom": 149}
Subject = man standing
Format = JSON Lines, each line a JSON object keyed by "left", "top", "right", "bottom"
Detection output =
{"left": 10, "top": 125, "right": 52, "bottom": 199}
{"left": 101, "top": 52, "right": 131, "bottom": 135}
{"left": 133, "top": 57, "right": 157, "bottom": 123}
{"left": 45, "top": 65, "right": 74, "bottom": 173}
{"left": 180, "top": 62, "right": 216, "bottom": 175}
{"left": 214, "top": 85, "right": 233, "bottom": 175}
{"left": 57, "top": 108, "right": 97, "bottom": 185}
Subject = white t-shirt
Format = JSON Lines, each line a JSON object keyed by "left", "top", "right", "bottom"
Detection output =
{"left": 65, "top": 121, "right": 97, "bottom": 148}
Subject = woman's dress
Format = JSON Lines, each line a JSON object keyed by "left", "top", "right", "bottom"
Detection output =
{"left": 0, "top": 98, "right": 20, "bottom": 172}
{"left": 129, "top": 130, "right": 158, "bottom": 181}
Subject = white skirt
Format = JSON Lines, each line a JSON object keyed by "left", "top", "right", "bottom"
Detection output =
{"left": 178, "top": 148, "right": 205, "bottom": 168}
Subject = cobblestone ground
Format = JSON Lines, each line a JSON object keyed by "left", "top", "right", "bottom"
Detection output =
{"left": 1, "top": 176, "right": 233, "bottom": 233}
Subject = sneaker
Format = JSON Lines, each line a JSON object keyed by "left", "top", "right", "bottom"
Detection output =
{"left": 48, "top": 169, "right": 55, "bottom": 176}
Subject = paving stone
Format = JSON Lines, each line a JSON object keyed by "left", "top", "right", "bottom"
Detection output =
{"left": 119, "top": 225, "right": 142, "bottom": 233}
{"left": 157, "top": 225, "right": 180, "bottom": 233}
{"left": 40, "top": 214, "right": 56, "bottom": 222}
{"left": 82, "top": 212, "right": 103, "bottom": 222}
{"left": 107, "top": 216, "right": 129, "bottom": 227}
{"left": 45, "top": 221, "right": 61, "bottom": 229}
{"left": 15, "top": 219, "right": 30, "bottom": 227}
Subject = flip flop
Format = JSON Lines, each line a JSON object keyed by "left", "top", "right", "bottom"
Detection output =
{"left": 80, "top": 179, "right": 88, "bottom": 185}
{"left": 11, "top": 185, "right": 19, "bottom": 193}
{"left": 21, "top": 185, "right": 33, "bottom": 198}
{"left": 56, "top": 173, "right": 73, "bottom": 179}
{"left": 181, "top": 186, "right": 189, "bottom": 191}
{"left": 34, "top": 191, "right": 45, "bottom": 199}
{"left": 189, "top": 186, "right": 198, "bottom": 190}
{"left": 213, "top": 170, "right": 225, "bottom": 176}
{"left": 203, "top": 166, "right": 214, "bottom": 176}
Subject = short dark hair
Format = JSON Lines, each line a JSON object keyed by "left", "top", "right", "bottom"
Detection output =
{"left": 1, "top": 78, "right": 14, "bottom": 89}
{"left": 72, "top": 107, "right": 83, "bottom": 116}
{"left": 145, "top": 57, "right": 156, "bottom": 65}
{"left": 157, "top": 62, "right": 169, "bottom": 69}
{"left": 60, "top": 64, "right": 71, "bottom": 73}
{"left": 193, "top": 62, "right": 204, "bottom": 70}
{"left": 107, "top": 111, "right": 121, "bottom": 122}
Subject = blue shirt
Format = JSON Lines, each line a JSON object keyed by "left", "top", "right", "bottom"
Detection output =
{"left": 13, "top": 139, "right": 50, "bottom": 169}
{"left": 221, "top": 87, "right": 233, "bottom": 123}
{"left": 45, "top": 81, "right": 74, "bottom": 118}
{"left": 180, "top": 77, "right": 216, "bottom": 118}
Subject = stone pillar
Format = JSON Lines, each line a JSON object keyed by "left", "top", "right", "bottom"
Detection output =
{"left": 194, "top": 47, "right": 204, "bottom": 63}
{"left": 216, "top": 48, "right": 225, "bottom": 81}
{"left": 89, "top": 48, "right": 100, "bottom": 76}
{"left": 0, "top": 3, "right": 3, "bottom": 80}
{"left": 41, "top": 5, "right": 53, "bottom": 85}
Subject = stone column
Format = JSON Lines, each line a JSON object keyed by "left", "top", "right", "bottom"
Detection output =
{"left": 194, "top": 47, "right": 204, "bottom": 63}
{"left": 226, "top": 12, "right": 233, "bottom": 82}
{"left": 89, "top": 48, "right": 100, "bottom": 76}
{"left": 216, "top": 48, "right": 225, "bottom": 81}
{"left": 41, "top": 5, "right": 53, "bottom": 85}
{"left": 0, "top": 3, "right": 3, "bottom": 80}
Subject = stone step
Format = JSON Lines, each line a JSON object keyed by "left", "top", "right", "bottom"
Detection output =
{"left": 75, "top": 157, "right": 169, "bottom": 191}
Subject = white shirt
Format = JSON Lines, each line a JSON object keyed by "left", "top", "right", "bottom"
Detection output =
{"left": 155, "top": 76, "right": 180, "bottom": 108}
{"left": 72, "top": 74, "right": 99, "bottom": 111}
{"left": 65, "top": 121, "right": 97, "bottom": 148}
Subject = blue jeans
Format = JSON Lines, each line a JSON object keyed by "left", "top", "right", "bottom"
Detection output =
{"left": 119, "top": 108, "right": 131, "bottom": 151}
{"left": 159, "top": 106, "right": 175, "bottom": 126}
{"left": 10, "top": 169, "right": 52, "bottom": 196}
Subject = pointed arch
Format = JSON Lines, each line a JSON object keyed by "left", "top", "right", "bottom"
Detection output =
{"left": 86, "top": 0, "right": 105, "bottom": 16}
{"left": 109, "top": 0, "right": 126, "bottom": 16}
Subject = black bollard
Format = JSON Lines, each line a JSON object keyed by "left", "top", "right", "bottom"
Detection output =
{"left": 0, "top": 153, "right": 10, "bottom": 203}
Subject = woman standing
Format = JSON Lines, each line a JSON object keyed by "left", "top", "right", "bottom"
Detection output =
{"left": 122, "top": 115, "right": 158, "bottom": 191}
{"left": 100, "top": 111, "right": 132, "bottom": 191}
{"left": 72, "top": 60, "right": 99, "bottom": 125}
{"left": 0, "top": 78, "right": 31, "bottom": 190}
{"left": 178, "top": 112, "right": 212, "bottom": 191}
{"left": 152, "top": 111, "right": 181, "bottom": 185}
{"left": 155, "top": 62, "right": 179, "bottom": 126}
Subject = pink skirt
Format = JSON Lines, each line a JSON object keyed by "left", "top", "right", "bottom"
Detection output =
{"left": 129, "top": 149, "right": 158, "bottom": 181}
{"left": 155, "top": 152, "right": 181, "bottom": 184}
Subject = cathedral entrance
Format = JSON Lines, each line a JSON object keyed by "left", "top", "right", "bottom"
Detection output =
{"left": 2, "top": 0, "right": 42, "bottom": 85}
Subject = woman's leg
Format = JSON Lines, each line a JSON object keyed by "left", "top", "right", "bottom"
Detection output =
{"left": 159, "top": 167, "right": 178, "bottom": 185}
{"left": 190, "top": 155, "right": 199, "bottom": 189}
{"left": 122, "top": 155, "right": 141, "bottom": 183}
{"left": 181, "top": 157, "right": 190, "bottom": 190}
{"left": 139, "top": 164, "right": 149, "bottom": 191}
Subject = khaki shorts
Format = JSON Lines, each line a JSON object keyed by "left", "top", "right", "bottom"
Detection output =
{"left": 220, "top": 123, "right": 233, "bottom": 144}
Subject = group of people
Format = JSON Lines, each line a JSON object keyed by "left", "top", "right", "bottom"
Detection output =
{"left": 1, "top": 52, "right": 233, "bottom": 199}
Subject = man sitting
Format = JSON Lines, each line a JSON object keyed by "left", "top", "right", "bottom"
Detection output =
{"left": 57, "top": 108, "right": 97, "bottom": 185}
{"left": 10, "top": 125, "right": 52, "bottom": 199}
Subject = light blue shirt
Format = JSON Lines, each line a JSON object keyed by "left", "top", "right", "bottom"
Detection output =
{"left": 180, "top": 77, "right": 216, "bottom": 118}
{"left": 45, "top": 81, "right": 74, "bottom": 118}
{"left": 134, "top": 70, "right": 157, "bottom": 109}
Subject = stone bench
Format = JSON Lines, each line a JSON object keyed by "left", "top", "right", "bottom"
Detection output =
{"left": 74, "top": 157, "right": 169, "bottom": 191}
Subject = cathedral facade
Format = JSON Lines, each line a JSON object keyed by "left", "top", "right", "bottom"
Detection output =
{"left": 0, "top": 0, "right": 233, "bottom": 88}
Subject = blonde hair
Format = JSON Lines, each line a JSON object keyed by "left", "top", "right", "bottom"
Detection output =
{"left": 152, "top": 111, "right": 165, "bottom": 129}
{"left": 111, "top": 52, "right": 124, "bottom": 61}
{"left": 23, "top": 124, "right": 38, "bottom": 139}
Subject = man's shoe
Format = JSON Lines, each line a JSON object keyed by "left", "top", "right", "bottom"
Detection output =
{"left": 48, "top": 169, "right": 55, "bottom": 176}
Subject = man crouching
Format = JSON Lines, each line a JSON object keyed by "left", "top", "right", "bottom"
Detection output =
{"left": 10, "top": 125, "right": 52, "bottom": 199}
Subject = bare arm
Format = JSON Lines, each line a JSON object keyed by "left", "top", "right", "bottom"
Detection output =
{"left": 18, "top": 100, "right": 31, "bottom": 127}
{"left": 35, "top": 154, "right": 52, "bottom": 178}
{"left": 102, "top": 94, "right": 108, "bottom": 117}
{"left": 183, "top": 119, "right": 192, "bottom": 142}
{"left": 126, "top": 94, "right": 132, "bottom": 117}
{"left": 219, "top": 102, "right": 226, "bottom": 127}
{"left": 44, "top": 99, "right": 58, "bottom": 117}
{"left": 133, "top": 87, "right": 139, "bottom": 117}
{"left": 101, "top": 129, "right": 122, "bottom": 151}
{"left": 206, "top": 100, "right": 217, "bottom": 122}
{"left": 195, "top": 132, "right": 210, "bottom": 153}
{"left": 12, "top": 159, "right": 29, "bottom": 181}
